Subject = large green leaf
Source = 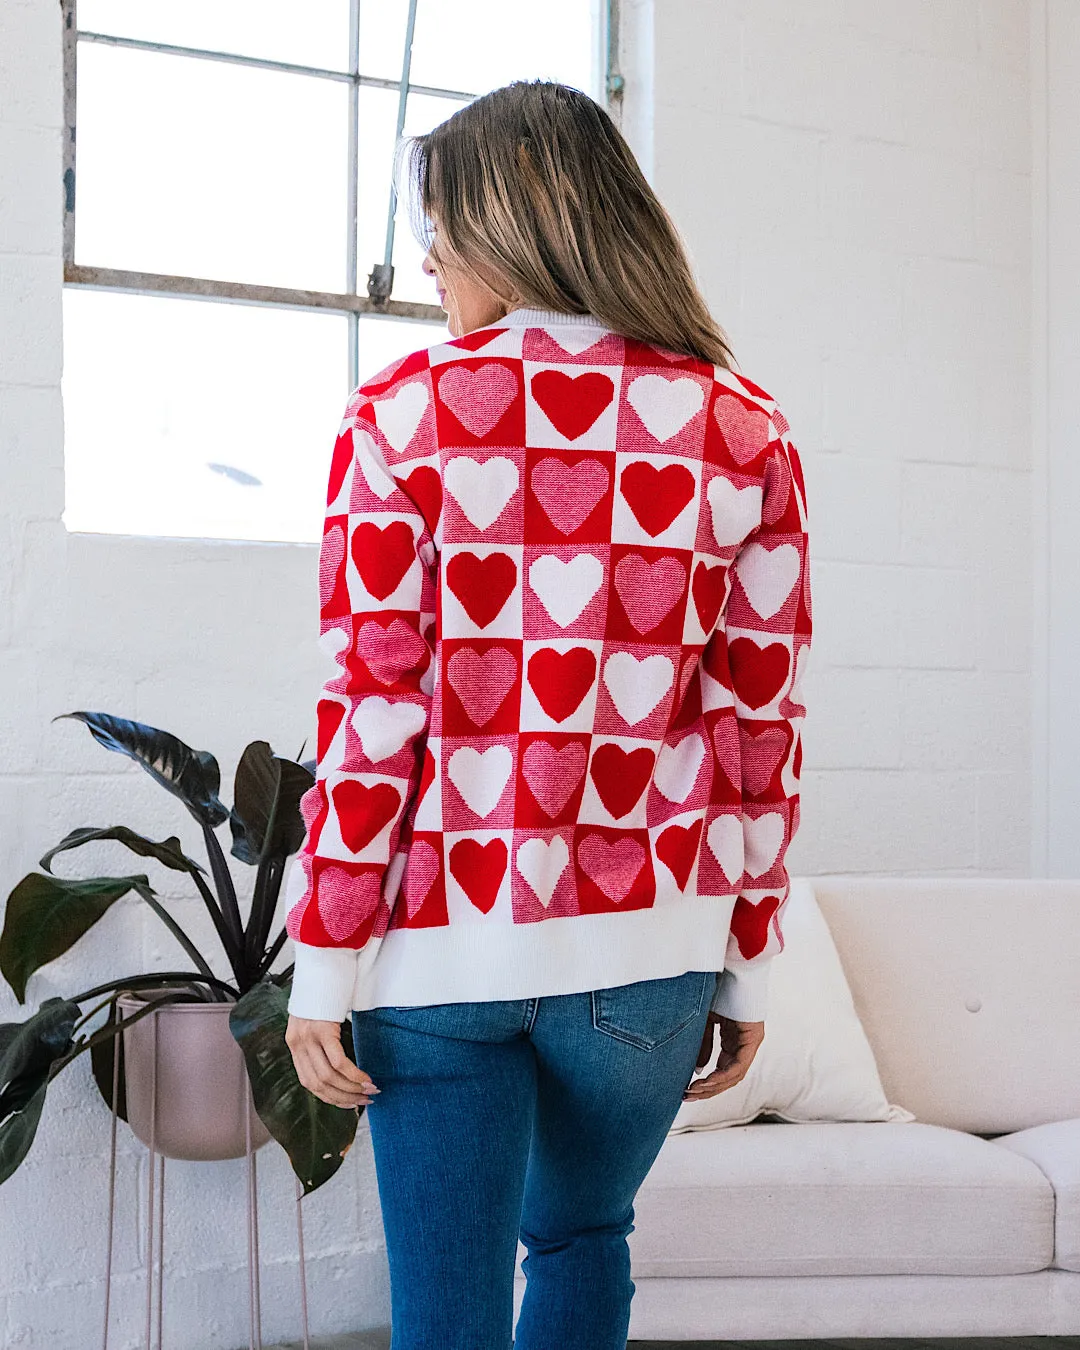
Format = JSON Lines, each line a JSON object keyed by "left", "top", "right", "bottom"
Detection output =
{"left": 54, "top": 712, "right": 228, "bottom": 828}
{"left": 0, "top": 998, "right": 80, "bottom": 1185}
{"left": 0, "top": 874, "right": 149, "bottom": 1004}
{"left": 40, "top": 826, "right": 205, "bottom": 877}
{"left": 229, "top": 742, "right": 314, "bottom": 866}
{"left": 0, "top": 1080, "right": 47, "bottom": 1184}
{"left": 229, "top": 981, "right": 359, "bottom": 1196}
{"left": 0, "top": 997, "right": 80, "bottom": 1093}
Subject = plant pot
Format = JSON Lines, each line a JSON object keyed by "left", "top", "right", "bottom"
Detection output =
{"left": 117, "top": 987, "right": 272, "bottom": 1162}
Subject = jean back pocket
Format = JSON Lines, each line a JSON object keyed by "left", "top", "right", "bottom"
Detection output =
{"left": 591, "top": 970, "right": 715, "bottom": 1051}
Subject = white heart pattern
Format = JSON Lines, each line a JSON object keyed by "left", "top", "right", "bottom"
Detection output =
{"left": 706, "top": 814, "right": 744, "bottom": 886}
{"left": 707, "top": 474, "right": 762, "bottom": 549}
{"left": 447, "top": 745, "right": 513, "bottom": 818}
{"left": 515, "top": 835, "right": 570, "bottom": 908}
{"left": 373, "top": 382, "right": 429, "bottom": 454}
{"left": 602, "top": 651, "right": 674, "bottom": 726}
{"left": 528, "top": 553, "right": 604, "bottom": 628}
{"left": 626, "top": 375, "right": 705, "bottom": 442}
{"left": 354, "top": 429, "right": 397, "bottom": 501}
{"left": 350, "top": 697, "right": 427, "bottom": 763}
{"left": 733, "top": 541, "right": 801, "bottom": 620}
{"left": 445, "top": 455, "right": 519, "bottom": 531}
{"left": 744, "top": 812, "right": 786, "bottom": 877}
{"left": 654, "top": 734, "right": 706, "bottom": 804}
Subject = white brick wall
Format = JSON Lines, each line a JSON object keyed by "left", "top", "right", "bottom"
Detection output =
{"left": 638, "top": 0, "right": 1036, "bottom": 886}
{"left": 0, "top": 0, "right": 1055, "bottom": 1344}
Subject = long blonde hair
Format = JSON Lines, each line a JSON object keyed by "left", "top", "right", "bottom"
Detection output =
{"left": 403, "top": 80, "right": 736, "bottom": 369}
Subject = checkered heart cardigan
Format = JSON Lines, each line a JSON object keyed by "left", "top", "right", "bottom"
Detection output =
{"left": 283, "top": 307, "right": 812, "bottom": 1025}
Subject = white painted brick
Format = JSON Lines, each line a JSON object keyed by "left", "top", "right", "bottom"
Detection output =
{"left": 977, "top": 59, "right": 1031, "bottom": 171}
{"left": 803, "top": 666, "right": 904, "bottom": 768}
{"left": 820, "top": 341, "right": 914, "bottom": 459}
{"left": 978, "top": 0, "right": 1031, "bottom": 73}
{"left": 974, "top": 167, "right": 1031, "bottom": 269}
{"left": 816, "top": 245, "right": 906, "bottom": 358}
{"left": 652, "top": 1, "right": 745, "bottom": 118}
{"left": 0, "top": 0, "right": 62, "bottom": 130}
{"left": 838, "top": 0, "right": 981, "bottom": 60}
{"left": 0, "top": 254, "right": 62, "bottom": 385}
{"left": 972, "top": 524, "right": 1032, "bottom": 673}
{"left": 900, "top": 51, "right": 982, "bottom": 158}
{"left": 899, "top": 670, "right": 1030, "bottom": 771}
{"left": 804, "top": 767, "right": 981, "bottom": 871}
{"left": 812, "top": 559, "right": 978, "bottom": 669}
{"left": 900, "top": 463, "right": 1026, "bottom": 568}
{"left": 0, "top": 385, "right": 64, "bottom": 518}
{"left": 978, "top": 768, "right": 1031, "bottom": 871}
{"left": 0, "top": 124, "right": 62, "bottom": 256}
{"left": 820, "top": 139, "right": 976, "bottom": 260}
{"left": 812, "top": 452, "right": 902, "bottom": 563}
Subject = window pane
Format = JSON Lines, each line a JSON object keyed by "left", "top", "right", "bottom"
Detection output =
{"left": 409, "top": 0, "right": 599, "bottom": 97}
{"left": 75, "top": 43, "right": 347, "bottom": 292}
{"left": 357, "top": 0, "right": 411, "bottom": 84}
{"left": 62, "top": 291, "right": 434, "bottom": 543}
{"left": 78, "top": 0, "right": 350, "bottom": 72}
{"left": 356, "top": 85, "right": 403, "bottom": 294}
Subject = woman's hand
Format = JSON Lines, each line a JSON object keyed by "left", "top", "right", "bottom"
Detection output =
{"left": 682, "top": 1013, "right": 765, "bottom": 1101}
{"left": 285, "top": 1015, "right": 381, "bottom": 1109}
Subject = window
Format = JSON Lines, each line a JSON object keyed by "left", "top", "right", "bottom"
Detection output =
{"left": 62, "top": 0, "right": 615, "bottom": 543}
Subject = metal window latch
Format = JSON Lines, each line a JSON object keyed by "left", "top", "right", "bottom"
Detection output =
{"left": 367, "top": 263, "right": 394, "bottom": 302}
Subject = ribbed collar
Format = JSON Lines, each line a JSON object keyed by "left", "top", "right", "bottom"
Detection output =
{"left": 498, "top": 306, "right": 608, "bottom": 329}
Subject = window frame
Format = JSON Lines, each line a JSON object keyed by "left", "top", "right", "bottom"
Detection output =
{"left": 61, "top": 0, "right": 621, "bottom": 388}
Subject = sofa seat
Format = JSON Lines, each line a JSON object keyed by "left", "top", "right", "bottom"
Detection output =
{"left": 626, "top": 1120, "right": 1055, "bottom": 1278}
{"left": 990, "top": 1117, "right": 1080, "bottom": 1272}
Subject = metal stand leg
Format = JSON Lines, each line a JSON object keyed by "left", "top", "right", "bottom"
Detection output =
{"left": 145, "top": 1008, "right": 163, "bottom": 1350}
{"left": 295, "top": 1175, "right": 311, "bottom": 1350}
{"left": 102, "top": 1010, "right": 122, "bottom": 1350}
{"left": 101, "top": 1004, "right": 312, "bottom": 1350}
{"left": 245, "top": 1052, "right": 263, "bottom": 1350}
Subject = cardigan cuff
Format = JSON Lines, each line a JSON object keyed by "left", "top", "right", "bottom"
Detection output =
{"left": 286, "top": 941, "right": 360, "bottom": 1023}
{"left": 710, "top": 958, "right": 772, "bottom": 1022}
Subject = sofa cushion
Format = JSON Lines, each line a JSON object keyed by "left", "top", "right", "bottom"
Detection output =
{"left": 811, "top": 877, "right": 1080, "bottom": 1134}
{"left": 629, "top": 1121, "right": 1055, "bottom": 1278}
{"left": 990, "top": 1118, "right": 1080, "bottom": 1272}
{"left": 670, "top": 878, "right": 914, "bottom": 1132}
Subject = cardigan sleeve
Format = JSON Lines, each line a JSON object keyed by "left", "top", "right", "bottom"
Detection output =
{"left": 709, "top": 410, "right": 811, "bottom": 1022}
{"left": 284, "top": 365, "right": 437, "bottom": 1022}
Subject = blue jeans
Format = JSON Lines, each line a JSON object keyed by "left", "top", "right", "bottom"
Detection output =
{"left": 350, "top": 968, "right": 718, "bottom": 1350}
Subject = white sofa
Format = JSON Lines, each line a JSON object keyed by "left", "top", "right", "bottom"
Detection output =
{"left": 513, "top": 876, "right": 1080, "bottom": 1340}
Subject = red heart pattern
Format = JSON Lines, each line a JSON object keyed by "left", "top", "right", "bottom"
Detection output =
{"left": 526, "top": 647, "right": 597, "bottom": 722}
{"left": 446, "top": 552, "right": 517, "bottom": 628}
{"left": 449, "top": 838, "right": 507, "bottom": 913}
{"left": 351, "top": 520, "right": 415, "bottom": 601}
{"left": 620, "top": 461, "right": 696, "bottom": 536}
{"left": 531, "top": 370, "right": 615, "bottom": 440}
{"left": 288, "top": 319, "right": 811, "bottom": 1029}
{"left": 590, "top": 743, "right": 654, "bottom": 819}
{"left": 656, "top": 819, "right": 703, "bottom": 890}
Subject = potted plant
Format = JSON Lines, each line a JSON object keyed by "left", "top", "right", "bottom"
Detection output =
{"left": 0, "top": 712, "right": 362, "bottom": 1193}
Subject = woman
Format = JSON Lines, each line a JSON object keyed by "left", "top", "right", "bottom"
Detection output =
{"left": 284, "top": 80, "right": 811, "bottom": 1350}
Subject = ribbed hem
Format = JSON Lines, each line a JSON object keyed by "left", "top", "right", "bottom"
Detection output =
{"left": 710, "top": 957, "right": 772, "bottom": 1022}
{"left": 286, "top": 892, "right": 739, "bottom": 1022}
{"left": 499, "top": 306, "right": 608, "bottom": 329}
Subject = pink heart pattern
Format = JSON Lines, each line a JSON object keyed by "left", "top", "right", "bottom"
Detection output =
{"left": 286, "top": 317, "right": 812, "bottom": 1027}
{"left": 531, "top": 457, "right": 609, "bottom": 534}
{"left": 522, "top": 740, "right": 587, "bottom": 817}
